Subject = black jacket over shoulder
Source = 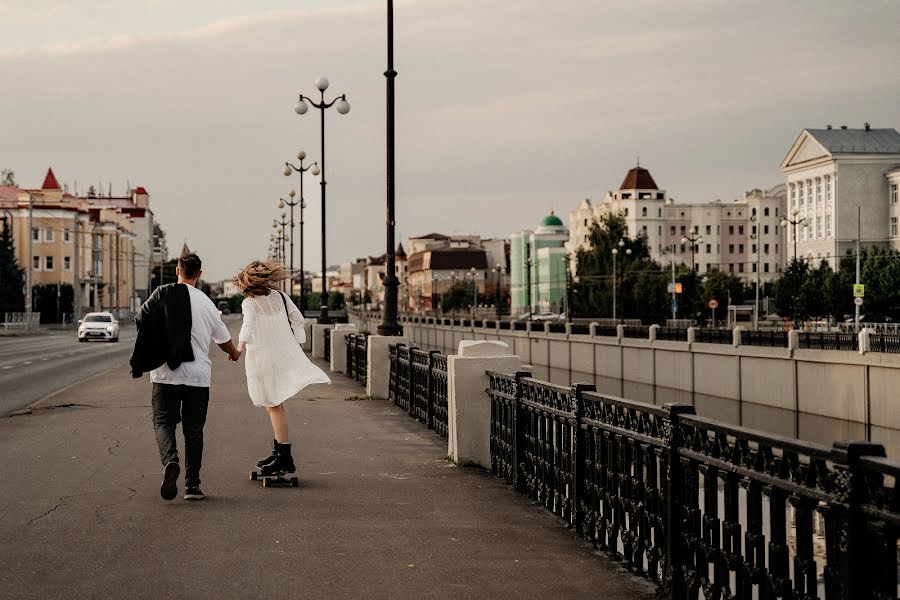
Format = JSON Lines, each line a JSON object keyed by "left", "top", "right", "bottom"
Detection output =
{"left": 130, "top": 283, "right": 194, "bottom": 378}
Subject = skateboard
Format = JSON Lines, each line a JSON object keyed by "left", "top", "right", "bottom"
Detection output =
{"left": 250, "top": 469, "right": 299, "bottom": 488}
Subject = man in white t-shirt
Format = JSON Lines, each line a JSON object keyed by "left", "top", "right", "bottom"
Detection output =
{"left": 146, "top": 253, "right": 240, "bottom": 501}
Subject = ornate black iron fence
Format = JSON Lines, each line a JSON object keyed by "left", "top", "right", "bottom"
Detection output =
{"left": 595, "top": 325, "right": 618, "bottom": 337}
{"left": 740, "top": 329, "right": 789, "bottom": 347}
{"left": 798, "top": 331, "right": 859, "bottom": 351}
{"left": 694, "top": 327, "right": 734, "bottom": 344}
{"left": 387, "top": 343, "right": 449, "bottom": 439}
{"left": 345, "top": 333, "right": 368, "bottom": 386}
{"left": 622, "top": 325, "right": 650, "bottom": 339}
{"left": 656, "top": 326, "right": 688, "bottom": 342}
{"left": 869, "top": 333, "right": 900, "bottom": 354}
{"left": 485, "top": 371, "right": 900, "bottom": 599}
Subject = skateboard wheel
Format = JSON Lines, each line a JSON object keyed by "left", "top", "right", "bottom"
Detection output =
{"left": 263, "top": 478, "right": 271, "bottom": 488}
{"left": 291, "top": 477, "right": 299, "bottom": 487}
{"left": 250, "top": 471, "right": 258, "bottom": 481}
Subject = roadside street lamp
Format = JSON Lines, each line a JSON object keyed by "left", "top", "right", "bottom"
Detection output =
{"left": 680, "top": 228, "right": 703, "bottom": 272}
{"left": 293, "top": 78, "right": 350, "bottom": 323}
{"left": 282, "top": 152, "right": 320, "bottom": 310}
{"left": 273, "top": 214, "right": 289, "bottom": 292}
{"left": 611, "top": 239, "right": 631, "bottom": 321}
{"left": 492, "top": 263, "right": 504, "bottom": 321}
{"left": 525, "top": 258, "right": 533, "bottom": 320}
{"left": 750, "top": 216, "right": 762, "bottom": 329}
{"left": 468, "top": 267, "right": 477, "bottom": 317}
{"left": 780, "top": 209, "right": 807, "bottom": 263}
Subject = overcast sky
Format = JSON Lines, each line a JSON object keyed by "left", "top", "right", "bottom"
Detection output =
{"left": 1, "top": 0, "right": 897, "bottom": 280}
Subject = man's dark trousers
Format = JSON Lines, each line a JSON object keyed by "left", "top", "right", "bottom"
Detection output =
{"left": 151, "top": 383, "right": 209, "bottom": 487}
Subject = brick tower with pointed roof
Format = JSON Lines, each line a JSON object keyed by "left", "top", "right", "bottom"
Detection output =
{"left": 41, "top": 168, "right": 61, "bottom": 191}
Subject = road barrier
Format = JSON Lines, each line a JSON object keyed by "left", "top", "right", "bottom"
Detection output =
{"left": 387, "top": 343, "right": 449, "bottom": 439}
{"left": 345, "top": 333, "right": 368, "bottom": 386}
{"left": 2, "top": 312, "right": 40, "bottom": 332}
{"left": 485, "top": 371, "right": 900, "bottom": 600}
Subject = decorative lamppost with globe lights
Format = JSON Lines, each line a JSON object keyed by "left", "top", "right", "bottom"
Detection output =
{"left": 282, "top": 152, "right": 320, "bottom": 310}
{"left": 272, "top": 214, "right": 289, "bottom": 293}
{"left": 292, "top": 78, "right": 350, "bottom": 323}
{"left": 611, "top": 239, "right": 631, "bottom": 321}
{"left": 680, "top": 228, "right": 703, "bottom": 273}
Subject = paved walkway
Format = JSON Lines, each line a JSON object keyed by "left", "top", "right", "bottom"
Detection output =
{"left": 0, "top": 324, "right": 655, "bottom": 600}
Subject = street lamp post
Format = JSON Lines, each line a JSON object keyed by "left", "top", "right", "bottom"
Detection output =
{"left": 781, "top": 209, "right": 807, "bottom": 263}
{"left": 273, "top": 215, "right": 289, "bottom": 292}
{"left": 492, "top": 263, "right": 504, "bottom": 321}
{"left": 680, "top": 228, "right": 703, "bottom": 273}
{"left": 611, "top": 239, "right": 630, "bottom": 321}
{"left": 283, "top": 152, "right": 320, "bottom": 310}
{"left": 525, "top": 258, "right": 533, "bottom": 320}
{"left": 469, "top": 267, "right": 477, "bottom": 317}
{"left": 293, "top": 78, "right": 350, "bottom": 323}
{"left": 750, "top": 216, "right": 762, "bottom": 329}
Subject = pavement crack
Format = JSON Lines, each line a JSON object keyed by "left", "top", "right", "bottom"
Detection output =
{"left": 27, "top": 503, "right": 62, "bottom": 526}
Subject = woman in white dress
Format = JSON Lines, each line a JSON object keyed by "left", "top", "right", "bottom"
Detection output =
{"left": 233, "top": 260, "right": 330, "bottom": 475}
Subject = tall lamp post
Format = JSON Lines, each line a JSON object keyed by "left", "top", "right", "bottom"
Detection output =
{"left": 525, "top": 258, "right": 533, "bottom": 320}
{"left": 611, "top": 239, "right": 631, "bottom": 321}
{"left": 750, "top": 216, "right": 762, "bottom": 329}
{"left": 282, "top": 152, "right": 320, "bottom": 310}
{"left": 468, "top": 267, "right": 477, "bottom": 317}
{"left": 273, "top": 215, "right": 289, "bottom": 292}
{"left": 680, "top": 228, "right": 703, "bottom": 273}
{"left": 780, "top": 209, "right": 807, "bottom": 263}
{"left": 377, "top": 0, "right": 403, "bottom": 336}
{"left": 293, "top": 78, "right": 350, "bottom": 323}
{"left": 492, "top": 263, "right": 504, "bottom": 320}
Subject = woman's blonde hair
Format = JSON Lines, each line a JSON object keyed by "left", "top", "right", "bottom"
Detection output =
{"left": 233, "top": 260, "right": 288, "bottom": 297}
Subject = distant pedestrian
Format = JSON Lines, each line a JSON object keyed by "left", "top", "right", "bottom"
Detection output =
{"left": 232, "top": 260, "right": 330, "bottom": 477}
{"left": 131, "top": 252, "right": 240, "bottom": 501}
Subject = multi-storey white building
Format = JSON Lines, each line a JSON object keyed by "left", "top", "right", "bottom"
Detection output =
{"left": 567, "top": 165, "right": 787, "bottom": 282}
{"left": 780, "top": 125, "right": 900, "bottom": 266}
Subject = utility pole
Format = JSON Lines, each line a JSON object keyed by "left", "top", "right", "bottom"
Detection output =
{"left": 855, "top": 206, "right": 861, "bottom": 333}
{"left": 26, "top": 192, "right": 33, "bottom": 314}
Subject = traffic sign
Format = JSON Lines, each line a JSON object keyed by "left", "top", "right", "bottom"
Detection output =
{"left": 708, "top": 299, "right": 719, "bottom": 310}
{"left": 854, "top": 297, "right": 864, "bottom": 306}
{"left": 666, "top": 282, "right": 683, "bottom": 294}
{"left": 853, "top": 284, "right": 865, "bottom": 298}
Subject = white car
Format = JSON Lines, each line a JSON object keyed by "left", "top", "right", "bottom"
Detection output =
{"left": 78, "top": 312, "right": 119, "bottom": 342}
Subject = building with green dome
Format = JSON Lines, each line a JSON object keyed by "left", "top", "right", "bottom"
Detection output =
{"left": 509, "top": 211, "right": 569, "bottom": 316}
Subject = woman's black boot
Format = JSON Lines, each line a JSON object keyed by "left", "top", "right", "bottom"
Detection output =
{"left": 260, "top": 442, "right": 295, "bottom": 475}
{"left": 256, "top": 439, "right": 278, "bottom": 468}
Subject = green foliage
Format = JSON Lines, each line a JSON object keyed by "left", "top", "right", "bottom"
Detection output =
{"left": 0, "top": 219, "right": 25, "bottom": 315}
{"left": 441, "top": 283, "right": 477, "bottom": 312}
{"left": 227, "top": 294, "right": 244, "bottom": 314}
{"left": 772, "top": 259, "right": 808, "bottom": 322}
{"left": 306, "top": 291, "right": 346, "bottom": 312}
{"left": 150, "top": 259, "right": 178, "bottom": 292}
{"left": 31, "top": 283, "right": 74, "bottom": 323}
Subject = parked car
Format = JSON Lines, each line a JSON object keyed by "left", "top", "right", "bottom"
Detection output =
{"left": 77, "top": 312, "right": 119, "bottom": 342}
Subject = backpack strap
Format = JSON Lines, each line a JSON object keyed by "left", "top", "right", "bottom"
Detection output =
{"left": 278, "top": 291, "right": 295, "bottom": 335}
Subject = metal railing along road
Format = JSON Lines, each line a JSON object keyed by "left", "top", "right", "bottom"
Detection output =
{"left": 323, "top": 327, "right": 331, "bottom": 362}
{"left": 388, "top": 343, "right": 448, "bottom": 439}
{"left": 869, "top": 333, "right": 900, "bottom": 354}
{"left": 798, "top": 331, "right": 859, "bottom": 351}
{"left": 693, "top": 327, "right": 734, "bottom": 344}
{"left": 345, "top": 333, "right": 368, "bottom": 386}
{"left": 655, "top": 326, "right": 688, "bottom": 342}
{"left": 740, "top": 329, "right": 789, "bottom": 347}
{"left": 485, "top": 371, "right": 900, "bottom": 600}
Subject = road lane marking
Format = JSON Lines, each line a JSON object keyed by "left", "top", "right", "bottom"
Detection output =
{"left": 1, "top": 366, "right": 11, "bottom": 369}
{"left": 23, "top": 361, "right": 32, "bottom": 365}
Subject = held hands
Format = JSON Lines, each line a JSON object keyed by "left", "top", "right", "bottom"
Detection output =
{"left": 227, "top": 349, "right": 242, "bottom": 362}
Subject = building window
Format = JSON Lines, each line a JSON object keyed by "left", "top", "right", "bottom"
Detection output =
{"left": 775, "top": 244, "right": 779, "bottom": 254}
{"left": 45, "top": 228, "right": 54, "bottom": 242}
{"left": 680, "top": 225, "right": 686, "bottom": 235}
{"left": 624, "top": 208, "right": 629, "bottom": 216}
{"left": 705, "top": 244, "right": 711, "bottom": 254}
{"left": 752, "top": 225, "right": 757, "bottom": 235}
{"left": 892, "top": 217, "right": 898, "bottom": 237}
{"left": 775, "top": 207, "right": 779, "bottom": 217}
{"left": 658, "top": 208, "right": 662, "bottom": 217}
{"left": 32, "top": 228, "right": 40, "bottom": 242}
{"left": 738, "top": 225, "right": 744, "bottom": 235}
{"left": 764, "top": 225, "right": 769, "bottom": 234}
{"left": 32, "top": 256, "right": 41, "bottom": 270}
{"left": 751, "top": 244, "right": 757, "bottom": 254}
{"left": 680, "top": 211, "right": 685, "bottom": 217}
{"left": 622, "top": 194, "right": 631, "bottom": 200}
{"left": 728, "top": 225, "right": 734, "bottom": 235}
{"left": 641, "top": 225, "right": 647, "bottom": 235}
{"left": 764, "top": 243, "right": 770, "bottom": 254}
{"left": 764, "top": 207, "right": 770, "bottom": 217}
{"left": 739, "top": 263, "right": 745, "bottom": 273}
{"left": 64, "top": 256, "right": 72, "bottom": 271}
{"left": 790, "top": 184, "right": 796, "bottom": 207}
{"left": 729, "top": 264, "right": 734, "bottom": 273}
{"left": 752, "top": 263, "right": 757, "bottom": 273}
{"left": 764, "top": 263, "right": 770, "bottom": 273}
{"left": 670, "top": 226, "right": 676, "bottom": 235}
{"left": 680, "top": 244, "right": 686, "bottom": 254}
{"left": 728, "top": 244, "right": 735, "bottom": 254}
{"left": 739, "top": 244, "right": 744, "bottom": 253}
{"left": 45, "top": 256, "right": 54, "bottom": 271}
{"left": 705, "top": 225, "right": 711, "bottom": 234}
{"left": 64, "top": 228, "right": 72, "bottom": 243}
{"left": 658, "top": 225, "right": 662, "bottom": 235}
{"left": 799, "top": 183, "right": 805, "bottom": 206}
{"left": 584, "top": 219, "right": 588, "bottom": 226}
{"left": 891, "top": 184, "right": 898, "bottom": 204}
{"left": 641, "top": 207, "right": 647, "bottom": 217}
{"left": 775, "top": 225, "right": 779, "bottom": 235}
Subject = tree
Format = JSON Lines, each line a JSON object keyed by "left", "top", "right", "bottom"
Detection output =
{"left": 1, "top": 169, "right": 16, "bottom": 186}
{"left": 698, "top": 270, "right": 744, "bottom": 322}
{"left": 0, "top": 218, "right": 25, "bottom": 314}
{"left": 772, "top": 259, "right": 809, "bottom": 323}
{"left": 31, "top": 284, "right": 74, "bottom": 323}
{"left": 441, "top": 283, "right": 475, "bottom": 312}
{"left": 150, "top": 259, "right": 178, "bottom": 292}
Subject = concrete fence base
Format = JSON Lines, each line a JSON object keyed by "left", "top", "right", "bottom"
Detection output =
{"left": 366, "top": 335, "right": 409, "bottom": 399}
{"left": 330, "top": 324, "right": 358, "bottom": 372}
{"left": 311, "top": 324, "right": 333, "bottom": 359}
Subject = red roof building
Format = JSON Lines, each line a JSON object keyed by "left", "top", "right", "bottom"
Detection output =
{"left": 41, "top": 168, "right": 61, "bottom": 190}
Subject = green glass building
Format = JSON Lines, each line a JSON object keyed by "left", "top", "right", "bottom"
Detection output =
{"left": 509, "top": 212, "right": 569, "bottom": 316}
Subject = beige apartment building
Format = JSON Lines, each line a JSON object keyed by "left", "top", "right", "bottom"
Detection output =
{"left": 0, "top": 168, "right": 156, "bottom": 316}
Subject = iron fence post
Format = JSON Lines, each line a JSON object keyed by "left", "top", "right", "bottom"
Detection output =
{"left": 346, "top": 333, "right": 354, "bottom": 379}
{"left": 427, "top": 350, "right": 440, "bottom": 429}
{"left": 407, "top": 347, "right": 418, "bottom": 417}
{"left": 513, "top": 371, "right": 531, "bottom": 494}
{"left": 572, "top": 383, "right": 596, "bottom": 536}
{"left": 661, "top": 402, "right": 696, "bottom": 600}
{"left": 826, "top": 441, "right": 887, "bottom": 600}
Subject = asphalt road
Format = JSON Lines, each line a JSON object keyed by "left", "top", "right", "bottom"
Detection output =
{"left": 0, "top": 328, "right": 137, "bottom": 417}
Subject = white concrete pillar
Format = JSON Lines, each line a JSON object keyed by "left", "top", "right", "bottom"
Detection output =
{"left": 733, "top": 326, "right": 742, "bottom": 347}
{"left": 330, "top": 323, "right": 358, "bottom": 372}
{"left": 311, "top": 323, "right": 333, "bottom": 358}
{"left": 447, "top": 340, "right": 521, "bottom": 468}
{"left": 686, "top": 327, "right": 697, "bottom": 344}
{"left": 366, "top": 335, "right": 409, "bottom": 399}
{"left": 649, "top": 324, "right": 659, "bottom": 342}
{"left": 302, "top": 318, "right": 317, "bottom": 353}
{"left": 858, "top": 328, "right": 870, "bottom": 355}
{"left": 787, "top": 329, "right": 799, "bottom": 352}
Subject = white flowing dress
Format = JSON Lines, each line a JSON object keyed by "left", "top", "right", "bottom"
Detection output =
{"left": 238, "top": 291, "right": 330, "bottom": 407}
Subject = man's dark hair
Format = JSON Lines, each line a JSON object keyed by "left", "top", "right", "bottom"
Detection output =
{"left": 178, "top": 253, "right": 202, "bottom": 279}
